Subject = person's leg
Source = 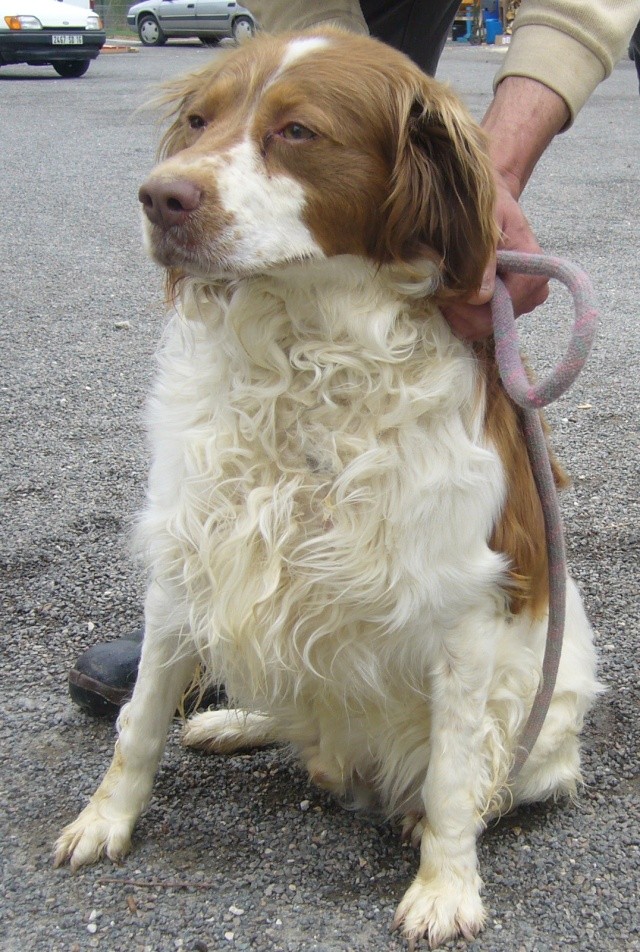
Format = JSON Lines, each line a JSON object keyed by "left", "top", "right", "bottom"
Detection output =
{"left": 362, "top": 0, "right": 460, "bottom": 75}
{"left": 245, "top": 1, "right": 459, "bottom": 75}
{"left": 632, "top": 20, "right": 640, "bottom": 95}
{"left": 244, "top": 0, "right": 368, "bottom": 35}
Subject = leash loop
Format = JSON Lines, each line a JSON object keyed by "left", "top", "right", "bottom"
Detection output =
{"left": 493, "top": 250, "right": 598, "bottom": 408}
{"left": 490, "top": 251, "right": 598, "bottom": 786}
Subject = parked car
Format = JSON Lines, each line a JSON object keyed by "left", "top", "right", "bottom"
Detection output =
{"left": 126, "top": 0, "right": 255, "bottom": 47}
{"left": 0, "top": 0, "right": 106, "bottom": 76}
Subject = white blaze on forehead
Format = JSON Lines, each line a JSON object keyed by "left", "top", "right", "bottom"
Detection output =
{"left": 279, "top": 36, "right": 331, "bottom": 71}
{"left": 215, "top": 138, "right": 324, "bottom": 267}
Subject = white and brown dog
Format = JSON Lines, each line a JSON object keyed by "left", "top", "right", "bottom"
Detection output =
{"left": 55, "top": 29, "right": 601, "bottom": 948}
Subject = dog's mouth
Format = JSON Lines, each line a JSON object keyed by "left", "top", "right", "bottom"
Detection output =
{"left": 142, "top": 215, "right": 324, "bottom": 283}
{"left": 137, "top": 174, "right": 238, "bottom": 278}
{"left": 142, "top": 215, "right": 233, "bottom": 277}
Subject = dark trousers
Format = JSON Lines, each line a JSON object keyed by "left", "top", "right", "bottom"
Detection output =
{"left": 632, "top": 20, "right": 640, "bottom": 95}
{"left": 361, "top": 0, "right": 462, "bottom": 75}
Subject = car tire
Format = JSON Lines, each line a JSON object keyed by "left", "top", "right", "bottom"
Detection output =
{"left": 138, "top": 14, "right": 167, "bottom": 46}
{"left": 231, "top": 15, "right": 253, "bottom": 43}
{"left": 199, "top": 36, "right": 219, "bottom": 47}
{"left": 53, "top": 59, "right": 91, "bottom": 78}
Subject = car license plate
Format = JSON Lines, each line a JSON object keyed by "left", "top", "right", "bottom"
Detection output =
{"left": 52, "top": 34, "right": 83, "bottom": 44}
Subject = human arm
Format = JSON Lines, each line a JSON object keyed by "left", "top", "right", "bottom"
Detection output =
{"left": 443, "top": 0, "right": 640, "bottom": 340}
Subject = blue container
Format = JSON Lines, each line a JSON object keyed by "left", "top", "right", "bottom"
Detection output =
{"left": 485, "top": 16, "right": 503, "bottom": 44}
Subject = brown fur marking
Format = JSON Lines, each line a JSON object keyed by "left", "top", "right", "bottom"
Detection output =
{"left": 478, "top": 341, "right": 568, "bottom": 617}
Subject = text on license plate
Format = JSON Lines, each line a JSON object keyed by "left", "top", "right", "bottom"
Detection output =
{"left": 52, "top": 34, "right": 83, "bottom": 44}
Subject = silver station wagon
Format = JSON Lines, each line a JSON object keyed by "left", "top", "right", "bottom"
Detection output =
{"left": 126, "top": 0, "right": 255, "bottom": 47}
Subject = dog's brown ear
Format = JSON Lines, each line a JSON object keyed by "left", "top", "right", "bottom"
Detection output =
{"left": 381, "top": 81, "right": 497, "bottom": 295}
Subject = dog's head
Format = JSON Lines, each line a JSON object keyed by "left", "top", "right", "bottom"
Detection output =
{"left": 140, "top": 29, "right": 496, "bottom": 295}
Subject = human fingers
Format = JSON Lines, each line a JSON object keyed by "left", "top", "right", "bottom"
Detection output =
{"left": 441, "top": 184, "right": 549, "bottom": 340}
{"left": 464, "top": 257, "right": 496, "bottom": 306}
{"left": 440, "top": 300, "right": 494, "bottom": 341}
{"left": 498, "top": 268, "right": 549, "bottom": 317}
{"left": 493, "top": 182, "right": 549, "bottom": 316}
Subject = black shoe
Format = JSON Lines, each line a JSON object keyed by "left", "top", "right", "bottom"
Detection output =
{"left": 69, "top": 628, "right": 144, "bottom": 716}
{"left": 68, "top": 627, "right": 226, "bottom": 716}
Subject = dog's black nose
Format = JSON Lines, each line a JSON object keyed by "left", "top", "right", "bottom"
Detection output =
{"left": 138, "top": 178, "right": 202, "bottom": 227}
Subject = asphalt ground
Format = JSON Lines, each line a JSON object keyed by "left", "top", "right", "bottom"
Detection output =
{"left": 1, "top": 39, "right": 638, "bottom": 952}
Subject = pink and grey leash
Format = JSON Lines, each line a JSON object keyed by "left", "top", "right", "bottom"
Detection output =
{"left": 491, "top": 250, "right": 598, "bottom": 784}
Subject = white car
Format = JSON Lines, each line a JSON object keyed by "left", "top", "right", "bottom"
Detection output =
{"left": 126, "top": 0, "right": 255, "bottom": 47}
{"left": 0, "top": 0, "right": 106, "bottom": 76}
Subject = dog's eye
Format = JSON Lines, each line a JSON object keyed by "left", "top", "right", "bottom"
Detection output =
{"left": 277, "top": 122, "right": 316, "bottom": 142}
{"left": 188, "top": 114, "right": 207, "bottom": 131}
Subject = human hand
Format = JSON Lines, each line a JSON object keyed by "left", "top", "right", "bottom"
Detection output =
{"left": 441, "top": 175, "right": 549, "bottom": 341}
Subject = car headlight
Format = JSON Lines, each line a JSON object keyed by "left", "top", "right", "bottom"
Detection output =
{"left": 86, "top": 14, "right": 102, "bottom": 29}
{"left": 4, "top": 15, "right": 43, "bottom": 29}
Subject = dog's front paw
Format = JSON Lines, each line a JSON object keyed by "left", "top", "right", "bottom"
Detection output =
{"left": 393, "top": 872, "right": 486, "bottom": 950}
{"left": 54, "top": 798, "right": 134, "bottom": 871}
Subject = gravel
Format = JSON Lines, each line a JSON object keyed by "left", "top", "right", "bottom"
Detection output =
{"left": 1, "top": 40, "right": 638, "bottom": 952}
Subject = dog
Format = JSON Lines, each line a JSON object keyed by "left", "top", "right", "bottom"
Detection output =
{"left": 55, "top": 29, "right": 601, "bottom": 948}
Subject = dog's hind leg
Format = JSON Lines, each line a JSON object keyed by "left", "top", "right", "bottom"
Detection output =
{"left": 183, "top": 709, "right": 279, "bottom": 754}
{"left": 54, "top": 588, "right": 197, "bottom": 870}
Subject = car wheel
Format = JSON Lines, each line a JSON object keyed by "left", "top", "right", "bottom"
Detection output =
{"left": 199, "top": 36, "right": 219, "bottom": 47}
{"left": 232, "top": 15, "right": 253, "bottom": 43}
{"left": 138, "top": 14, "right": 167, "bottom": 46}
{"left": 53, "top": 59, "right": 91, "bottom": 78}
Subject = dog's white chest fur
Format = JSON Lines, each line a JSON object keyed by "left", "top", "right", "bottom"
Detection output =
{"left": 142, "top": 260, "right": 507, "bottom": 716}
{"left": 134, "top": 257, "right": 537, "bottom": 822}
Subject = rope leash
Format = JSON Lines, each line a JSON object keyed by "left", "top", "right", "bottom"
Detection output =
{"left": 491, "top": 250, "right": 598, "bottom": 784}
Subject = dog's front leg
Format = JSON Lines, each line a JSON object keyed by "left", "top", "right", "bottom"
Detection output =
{"left": 54, "top": 588, "right": 197, "bottom": 870}
{"left": 394, "top": 618, "right": 498, "bottom": 949}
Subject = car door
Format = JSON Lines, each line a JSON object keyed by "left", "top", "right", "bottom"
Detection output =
{"left": 194, "top": 0, "right": 234, "bottom": 36}
{"left": 155, "top": 0, "right": 197, "bottom": 34}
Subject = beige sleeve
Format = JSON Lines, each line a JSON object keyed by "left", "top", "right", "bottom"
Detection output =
{"left": 241, "top": 0, "right": 368, "bottom": 34}
{"left": 495, "top": 0, "right": 640, "bottom": 123}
